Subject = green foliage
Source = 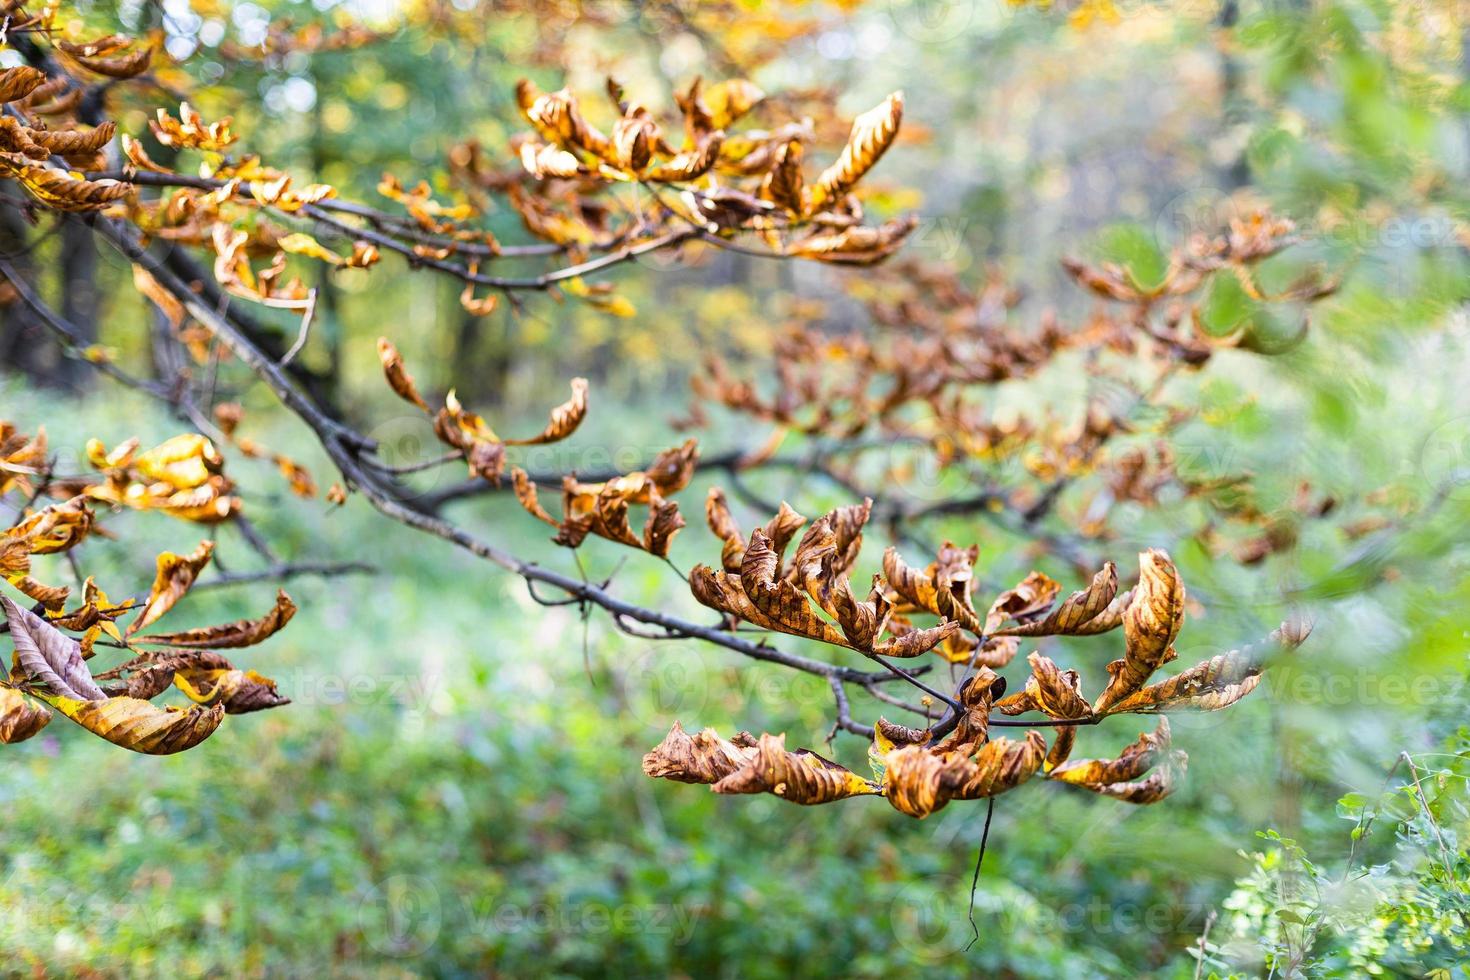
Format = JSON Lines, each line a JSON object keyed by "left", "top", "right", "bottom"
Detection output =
{"left": 1201, "top": 740, "right": 1470, "bottom": 977}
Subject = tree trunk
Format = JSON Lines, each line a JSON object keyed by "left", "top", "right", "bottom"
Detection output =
{"left": 0, "top": 199, "right": 65, "bottom": 387}
{"left": 56, "top": 217, "right": 99, "bottom": 391}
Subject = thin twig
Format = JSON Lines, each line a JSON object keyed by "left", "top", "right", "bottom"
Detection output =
{"left": 964, "top": 796, "right": 998, "bottom": 952}
{"left": 278, "top": 287, "right": 317, "bottom": 367}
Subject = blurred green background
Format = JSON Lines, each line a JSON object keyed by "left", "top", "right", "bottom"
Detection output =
{"left": 3, "top": 0, "right": 1470, "bottom": 976}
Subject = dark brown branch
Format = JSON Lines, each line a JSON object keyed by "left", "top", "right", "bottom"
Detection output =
{"left": 828, "top": 676, "right": 875, "bottom": 740}
{"left": 86, "top": 169, "right": 700, "bottom": 290}
{"left": 191, "top": 560, "right": 376, "bottom": 592}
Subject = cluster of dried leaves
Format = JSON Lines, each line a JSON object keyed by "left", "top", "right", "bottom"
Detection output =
{"left": 377, "top": 339, "right": 706, "bottom": 556}
{"left": 0, "top": 46, "right": 135, "bottom": 213}
{"left": 649, "top": 544, "right": 1311, "bottom": 815}
{"left": 0, "top": 0, "right": 922, "bottom": 352}
{"left": 681, "top": 209, "right": 1370, "bottom": 572}
{"left": 509, "top": 77, "right": 913, "bottom": 264}
{"left": 693, "top": 495, "right": 958, "bottom": 659}
{"left": 1, "top": 421, "right": 294, "bottom": 754}
{"left": 695, "top": 212, "right": 1324, "bottom": 430}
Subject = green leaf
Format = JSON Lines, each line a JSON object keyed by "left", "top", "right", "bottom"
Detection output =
{"left": 1198, "top": 272, "right": 1257, "bottom": 337}
{"left": 1336, "top": 791, "right": 1368, "bottom": 820}
{"left": 1095, "top": 224, "right": 1168, "bottom": 291}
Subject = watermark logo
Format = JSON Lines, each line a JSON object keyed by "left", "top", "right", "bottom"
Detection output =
{"left": 365, "top": 414, "right": 454, "bottom": 500}
{"left": 358, "top": 874, "right": 442, "bottom": 957}
{"left": 1419, "top": 415, "right": 1470, "bottom": 502}
{"left": 889, "top": 873, "right": 976, "bottom": 960}
{"left": 886, "top": 0, "right": 981, "bottom": 44}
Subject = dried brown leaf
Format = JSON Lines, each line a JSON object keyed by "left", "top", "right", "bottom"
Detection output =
{"left": 711, "top": 732, "right": 880, "bottom": 805}
{"left": 991, "top": 562, "right": 1118, "bottom": 637}
{"left": 0, "top": 684, "right": 52, "bottom": 743}
{"left": 134, "top": 590, "right": 296, "bottom": 649}
{"left": 1094, "top": 550, "right": 1185, "bottom": 714}
{"left": 2, "top": 595, "right": 106, "bottom": 700}
{"left": 377, "top": 337, "right": 430, "bottom": 411}
{"left": 127, "top": 540, "right": 214, "bottom": 636}
{"left": 642, "top": 721, "right": 757, "bottom": 784}
{"left": 40, "top": 693, "right": 223, "bottom": 755}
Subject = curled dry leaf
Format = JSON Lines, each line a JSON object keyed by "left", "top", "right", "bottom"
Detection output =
{"left": 1050, "top": 722, "right": 1187, "bottom": 805}
{"left": 995, "top": 651, "right": 1094, "bottom": 720}
{"left": 1046, "top": 725, "right": 1077, "bottom": 773}
{"left": 810, "top": 91, "right": 904, "bottom": 210}
{"left": 710, "top": 732, "right": 880, "bottom": 805}
{"left": 704, "top": 487, "right": 748, "bottom": 573}
{"left": 57, "top": 36, "right": 153, "bottom": 79}
{"left": 2, "top": 596, "right": 107, "bottom": 701}
{"left": 882, "top": 541, "right": 982, "bottom": 632}
{"left": 990, "top": 561, "right": 1118, "bottom": 637}
{"left": 435, "top": 390, "right": 506, "bottom": 484}
{"left": 1094, "top": 549, "right": 1185, "bottom": 714}
{"left": 699, "top": 79, "right": 765, "bottom": 130}
{"left": 1050, "top": 717, "right": 1172, "bottom": 783}
{"left": 134, "top": 589, "right": 296, "bottom": 649}
{"left": 0, "top": 420, "right": 47, "bottom": 496}
{"left": 28, "top": 121, "right": 116, "bottom": 156}
{"left": 127, "top": 540, "right": 215, "bottom": 636}
{"left": 3, "top": 500, "right": 92, "bottom": 611}
{"left": 0, "top": 116, "right": 52, "bottom": 160}
{"left": 880, "top": 730, "right": 1047, "bottom": 818}
{"left": 1082, "top": 752, "right": 1187, "bottom": 804}
{"left": 505, "top": 378, "right": 589, "bottom": 445}
{"left": 875, "top": 717, "right": 930, "bottom": 747}
{"left": 738, "top": 529, "right": 850, "bottom": 647}
{"left": 2, "top": 567, "right": 68, "bottom": 611}
{"left": 786, "top": 215, "right": 918, "bottom": 266}
{"left": 9, "top": 495, "right": 94, "bottom": 554}
{"left": 984, "top": 570, "right": 1063, "bottom": 634}
{"left": 37, "top": 693, "right": 224, "bottom": 755}
{"left": 646, "top": 131, "right": 725, "bottom": 183}
{"left": 518, "top": 139, "right": 587, "bottom": 180}
{"left": 613, "top": 113, "right": 656, "bottom": 173}
{"left": 689, "top": 562, "right": 785, "bottom": 633}
{"left": 0, "top": 66, "right": 47, "bottom": 104}
{"left": 1102, "top": 618, "right": 1312, "bottom": 715}
{"left": 132, "top": 264, "right": 186, "bottom": 330}
{"left": 426, "top": 378, "right": 593, "bottom": 482}
{"left": 641, "top": 721, "right": 757, "bottom": 784}
{"left": 0, "top": 156, "right": 131, "bottom": 212}
{"left": 1065, "top": 586, "right": 1134, "bottom": 637}
{"left": 929, "top": 668, "right": 1001, "bottom": 754}
{"left": 0, "top": 684, "right": 52, "bottom": 743}
{"left": 174, "top": 668, "right": 290, "bottom": 714}
{"left": 759, "top": 139, "right": 805, "bottom": 213}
